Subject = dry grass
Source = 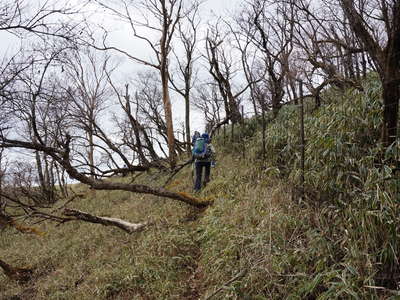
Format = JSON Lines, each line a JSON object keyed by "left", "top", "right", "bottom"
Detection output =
{"left": 0, "top": 148, "right": 295, "bottom": 299}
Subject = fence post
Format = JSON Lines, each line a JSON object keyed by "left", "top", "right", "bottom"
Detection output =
{"left": 231, "top": 121, "right": 235, "bottom": 143}
{"left": 241, "top": 105, "right": 245, "bottom": 159}
{"left": 223, "top": 124, "right": 226, "bottom": 145}
{"left": 262, "top": 104, "right": 266, "bottom": 163}
{"left": 299, "top": 81, "right": 305, "bottom": 201}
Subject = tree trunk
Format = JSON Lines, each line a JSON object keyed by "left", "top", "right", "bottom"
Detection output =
{"left": 124, "top": 86, "right": 149, "bottom": 166}
{"left": 44, "top": 155, "right": 56, "bottom": 203}
{"left": 0, "top": 149, "right": 4, "bottom": 212}
{"left": 55, "top": 162, "right": 68, "bottom": 197}
{"left": 160, "top": 8, "right": 176, "bottom": 169}
{"left": 361, "top": 52, "right": 367, "bottom": 78}
{"left": 227, "top": 90, "right": 242, "bottom": 123}
{"left": 88, "top": 118, "right": 96, "bottom": 179}
{"left": 340, "top": 0, "right": 400, "bottom": 147}
{"left": 35, "top": 151, "right": 45, "bottom": 188}
{"left": 382, "top": 78, "right": 400, "bottom": 146}
{"left": 185, "top": 92, "right": 191, "bottom": 154}
{"left": 161, "top": 72, "right": 176, "bottom": 169}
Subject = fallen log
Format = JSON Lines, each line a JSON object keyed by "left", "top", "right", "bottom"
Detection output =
{"left": 63, "top": 208, "right": 148, "bottom": 234}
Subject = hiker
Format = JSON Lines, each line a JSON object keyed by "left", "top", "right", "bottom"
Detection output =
{"left": 192, "top": 133, "right": 216, "bottom": 192}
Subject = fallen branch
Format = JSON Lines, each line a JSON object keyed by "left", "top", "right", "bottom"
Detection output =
{"left": 205, "top": 269, "right": 248, "bottom": 300}
{"left": 63, "top": 208, "right": 148, "bottom": 233}
{"left": 0, "top": 211, "right": 46, "bottom": 236}
{"left": 0, "top": 259, "right": 33, "bottom": 283}
{"left": 163, "top": 159, "right": 193, "bottom": 187}
{"left": 1, "top": 137, "right": 213, "bottom": 208}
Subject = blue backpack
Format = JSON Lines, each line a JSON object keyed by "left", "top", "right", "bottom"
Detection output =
{"left": 192, "top": 137, "right": 210, "bottom": 159}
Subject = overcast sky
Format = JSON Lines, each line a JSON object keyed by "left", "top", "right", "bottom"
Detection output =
{"left": 0, "top": 0, "right": 243, "bottom": 55}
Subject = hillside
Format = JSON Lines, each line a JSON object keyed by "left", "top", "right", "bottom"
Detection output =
{"left": 1, "top": 77, "right": 400, "bottom": 299}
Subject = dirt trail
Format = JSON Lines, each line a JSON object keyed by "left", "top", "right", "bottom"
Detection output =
{"left": 180, "top": 208, "right": 207, "bottom": 300}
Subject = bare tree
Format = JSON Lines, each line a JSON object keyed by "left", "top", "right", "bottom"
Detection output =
{"left": 339, "top": 0, "right": 400, "bottom": 147}
{"left": 169, "top": 2, "right": 201, "bottom": 153}
{"left": 63, "top": 48, "right": 115, "bottom": 178}
{"left": 193, "top": 83, "right": 224, "bottom": 135}
{"left": 110, "top": 78, "right": 164, "bottom": 168}
{"left": 131, "top": 71, "right": 186, "bottom": 156}
{"left": 290, "top": 0, "right": 365, "bottom": 99}
{"left": 238, "top": 0, "right": 294, "bottom": 117}
{"left": 205, "top": 25, "right": 243, "bottom": 125}
{"left": 3, "top": 47, "right": 75, "bottom": 203}
{"left": 0, "top": 0, "right": 88, "bottom": 40}
{"left": 292, "top": 0, "right": 400, "bottom": 144}
{"left": 0, "top": 0, "right": 89, "bottom": 191}
{"left": 94, "top": 0, "right": 200, "bottom": 168}
{"left": 1, "top": 51, "right": 209, "bottom": 212}
{"left": 0, "top": 0, "right": 88, "bottom": 108}
{"left": 2, "top": 0, "right": 209, "bottom": 244}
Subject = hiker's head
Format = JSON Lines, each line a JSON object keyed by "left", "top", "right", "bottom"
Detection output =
{"left": 201, "top": 133, "right": 210, "bottom": 143}
{"left": 192, "top": 131, "right": 201, "bottom": 144}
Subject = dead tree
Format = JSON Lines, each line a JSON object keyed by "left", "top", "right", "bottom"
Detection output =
{"left": 238, "top": 0, "right": 295, "bottom": 117}
{"left": 205, "top": 27, "right": 243, "bottom": 124}
{"left": 0, "top": 132, "right": 211, "bottom": 208}
{"left": 110, "top": 80, "right": 163, "bottom": 168}
{"left": 63, "top": 48, "right": 114, "bottom": 178}
{"left": 169, "top": 2, "right": 201, "bottom": 153}
{"left": 93, "top": 0, "right": 200, "bottom": 169}
{"left": 290, "top": 0, "right": 365, "bottom": 96}
{"left": 193, "top": 83, "right": 224, "bottom": 136}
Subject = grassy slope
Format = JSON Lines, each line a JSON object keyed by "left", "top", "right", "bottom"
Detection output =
{"left": 1, "top": 154, "right": 295, "bottom": 299}
{"left": 2, "top": 152, "right": 302, "bottom": 299}
{"left": 1, "top": 76, "right": 399, "bottom": 299}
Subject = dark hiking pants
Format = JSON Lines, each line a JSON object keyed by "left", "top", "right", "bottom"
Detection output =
{"left": 194, "top": 161, "right": 211, "bottom": 191}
